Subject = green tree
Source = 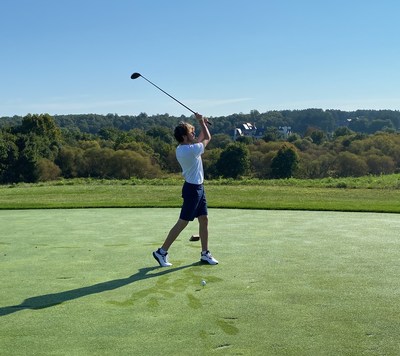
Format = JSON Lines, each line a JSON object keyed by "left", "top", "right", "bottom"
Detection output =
{"left": 308, "top": 129, "right": 326, "bottom": 145}
{"left": 20, "top": 114, "right": 61, "bottom": 159}
{"left": 348, "top": 118, "right": 369, "bottom": 133}
{"left": 334, "top": 152, "right": 368, "bottom": 177}
{"left": 36, "top": 158, "right": 62, "bottom": 181}
{"left": 8, "top": 114, "right": 63, "bottom": 182}
{"left": 287, "top": 133, "right": 301, "bottom": 142}
{"left": 149, "top": 139, "right": 175, "bottom": 171}
{"left": 81, "top": 147, "right": 114, "bottom": 178}
{"left": 270, "top": 143, "right": 299, "bottom": 179}
{"left": 207, "top": 134, "right": 232, "bottom": 150}
{"left": 109, "top": 150, "right": 161, "bottom": 179}
{"left": 216, "top": 143, "right": 250, "bottom": 178}
{"left": 20, "top": 113, "right": 60, "bottom": 137}
{"left": 15, "top": 133, "right": 46, "bottom": 182}
{"left": 98, "top": 127, "right": 121, "bottom": 141}
{"left": 365, "top": 154, "right": 395, "bottom": 175}
{"left": 262, "top": 127, "right": 282, "bottom": 142}
{"left": 203, "top": 148, "right": 222, "bottom": 179}
{"left": 0, "top": 131, "right": 19, "bottom": 183}
{"left": 56, "top": 146, "right": 84, "bottom": 178}
{"left": 146, "top": 126, "right": 174, "bottom": 144}
{"left": 333, "top": 126, "right": 354, "bottom": 139}
{"left": 250, "top": 150, "right": 276, "bottom": 178}
{"left": 368, "top": 119, "right": 394, "bottom": 133}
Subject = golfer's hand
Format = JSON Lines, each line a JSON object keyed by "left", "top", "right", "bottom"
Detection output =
{"left": 195, "top": 113, "right": 211, "bottom": 125}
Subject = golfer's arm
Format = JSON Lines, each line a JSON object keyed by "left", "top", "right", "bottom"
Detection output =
{"left": 197, "top": 116, "right": 211, "bottom": 148}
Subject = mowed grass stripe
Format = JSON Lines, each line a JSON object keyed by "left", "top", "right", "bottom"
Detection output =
{"left": 0, "top": 184, "right": 399, "bottom": 212}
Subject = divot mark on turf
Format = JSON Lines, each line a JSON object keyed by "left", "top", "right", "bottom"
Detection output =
{"left": 31, "top": 244, "right": 48, "bottom": 248}
{"left": 216, "top": 319, "right": 239, "bottom": 335}
{"left": 55, "top": 246, "right": 81, "bottom": 249}
{"left": 215, "top": 343, "right": 232, "bottom": 350}
{"left": 108, "top": 265, "right": 219, "bottom": 308}
{"left": 199, "top": 329, "right": 208, "bottom": 339}
{"left": 147, "top": 297, "right": 159, "bottom": 310}
{"left": 187, "top": 293, "right": 202, "bottom": 309}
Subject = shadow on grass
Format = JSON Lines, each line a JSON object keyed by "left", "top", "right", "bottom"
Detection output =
{"left": 0, "top": 263, "right": 199, "bottom": 317}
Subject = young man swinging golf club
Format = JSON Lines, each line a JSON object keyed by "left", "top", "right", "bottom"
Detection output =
{"left": 153, "top": 113, "right": 218, "bottom": 267}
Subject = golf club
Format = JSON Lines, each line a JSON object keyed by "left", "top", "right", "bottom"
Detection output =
{"left": 130, "top": 72, "right": 211, "bottom": 125}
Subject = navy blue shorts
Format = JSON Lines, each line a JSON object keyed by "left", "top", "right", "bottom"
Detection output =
{"left": 179, "top": 182, "right": 208, "bottom": 221}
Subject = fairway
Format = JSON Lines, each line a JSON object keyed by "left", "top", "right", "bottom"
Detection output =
{"left": 1, "top": 208, "right": 399, "bottom": 355}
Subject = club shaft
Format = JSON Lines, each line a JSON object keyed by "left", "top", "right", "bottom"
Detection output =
{"left": 140, "top": 75, "right": 196, "bottom": 115}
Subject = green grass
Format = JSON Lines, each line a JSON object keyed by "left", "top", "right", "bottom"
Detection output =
{"left": 1, "top": 208, "right": 399, "bottom": 355}
{"left": 1, "top": 174, "right": 400, "bottom": 212}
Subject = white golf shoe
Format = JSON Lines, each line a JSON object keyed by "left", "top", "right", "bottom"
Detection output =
{"left": 200, "top": 250, "right": 219, "bottom": 265}
{"left": 153, "top": 248, "right": 172, "bottom": 267}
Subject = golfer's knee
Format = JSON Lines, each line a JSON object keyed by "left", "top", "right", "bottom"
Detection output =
{"left": 177, "top": 219, "right": 189, "bottom": 228}
{"left": 198, "top": 215, "right": 208, "bottom": 224}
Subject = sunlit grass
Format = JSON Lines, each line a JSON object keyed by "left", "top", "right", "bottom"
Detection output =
{"left": 0, "top": 174, "right": 399, "bottom": 212}
{"left": 1, "top": 209, "right": 399, "bottom": 354}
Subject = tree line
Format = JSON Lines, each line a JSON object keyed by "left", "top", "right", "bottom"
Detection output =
{"left": 1, "top": 108, "right": 399, "bottom": 136}
{"left": 0, "top": 111, "right": 399, "bottom": 184}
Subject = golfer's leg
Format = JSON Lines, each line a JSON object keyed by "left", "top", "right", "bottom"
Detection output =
{"left": 162, "top": 218, "right": 189, "bottom": 251}
{"left": 198, "top": 215, "right": 208, "bottom": 252}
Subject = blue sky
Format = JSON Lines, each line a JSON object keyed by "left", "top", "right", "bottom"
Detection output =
{"left": 1, "top": 0, "right": 399, "bottom": 118}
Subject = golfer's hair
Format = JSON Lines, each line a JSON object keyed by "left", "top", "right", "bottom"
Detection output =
{"left": 174, "top": 122, "right": 194, "bottom": 143}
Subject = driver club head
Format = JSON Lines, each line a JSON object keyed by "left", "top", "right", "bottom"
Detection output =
{"left": 130, "top": 72, "right": 141, "bottom": 80}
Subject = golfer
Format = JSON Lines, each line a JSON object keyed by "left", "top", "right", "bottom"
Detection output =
{"left": 153, "top": 113, "right": 218, "bottom": 267}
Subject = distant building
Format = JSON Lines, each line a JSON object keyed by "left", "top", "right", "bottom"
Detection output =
{"left": 278, "top": 126, "right": 292, "bottom": 138}
{"left": 233, "top": 123, "right": 295, "bottom": 140}
{"left": 233, "top": 122, "right": 264, "bottom": 140}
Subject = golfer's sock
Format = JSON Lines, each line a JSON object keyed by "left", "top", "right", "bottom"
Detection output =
{"left": 201, "top": 250, "right": 208, "bottom": 255}
{"left": 159, "top": 248, "right": 167, "bottom": 255}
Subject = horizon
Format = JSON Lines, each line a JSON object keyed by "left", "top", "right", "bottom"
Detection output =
{"left": 1, "top": 107, "right": 400, "bottom": 120}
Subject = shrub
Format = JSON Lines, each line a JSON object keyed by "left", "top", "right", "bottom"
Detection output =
{"left": 37, "top": 159, "right": 62, "bottom": 182}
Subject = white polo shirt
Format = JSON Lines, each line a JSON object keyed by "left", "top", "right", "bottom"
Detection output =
{"left": 176, "top": 143, "right": 204, "bottom": 185}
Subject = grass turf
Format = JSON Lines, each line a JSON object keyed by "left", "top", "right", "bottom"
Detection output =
{"left": 1, "top": 183, "right": 400, "bottom": 212}
{"left": 1, "top": 208, "right": 399, "bottom": 355}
